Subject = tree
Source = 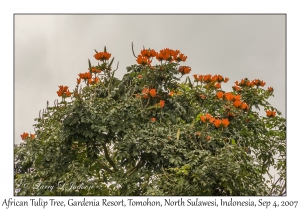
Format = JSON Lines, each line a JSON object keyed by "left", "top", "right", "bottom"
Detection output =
{"left": 14, "top": 44, "right": 286, "bottom": 196}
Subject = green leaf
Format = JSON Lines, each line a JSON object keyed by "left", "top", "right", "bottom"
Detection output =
{"left": 176, "top": 128, "right": 180, "bottom": 140}
{"left": 108, "top": 57, "right": 114, "bottom": 67}
{"left": 88, "top": 59, "right": 92, "bottom": 74}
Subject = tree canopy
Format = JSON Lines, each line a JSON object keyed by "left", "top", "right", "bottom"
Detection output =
{"left": 15, "top": 44, "right": 286, "bottom": 196}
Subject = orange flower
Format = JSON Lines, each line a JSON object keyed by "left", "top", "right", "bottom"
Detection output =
{"left": 94, "top": 51, "right": 111, "bottom": 61}
{"left": 91, "top": 67, "right": 100, "bottom": 73}
{"left": 260, "top": 80, "right": 266, "bottom": 87}
{"left": 198, "top": 75, "right": 203, "bottom": 82}
{"left": 77, "top": 78, "right": 81, "bottom": 85}
{"left": 203, "top": 74, "right": 212, "bottom": 82}
{"left": 196, "top": 131, "right": 201, "bottom": 136}
{"left": 30, "top": 134, "right": 35, "bottom": 139}
{"left": 178, "top": 66, "right": 191, "bottom": 74}
{"left": 214, "top": 83, "right": 221, "bottom": 89}
{"left": 138, "top": 75, "right": 142, "bottom": 79}
{"left": 241, "top": 102, "right": 249, "bottom": 110}
{"left": 174, "top": 53, "right": 187, "bottom": 62}
{"left": 233, "top": 95, "right": 241, "bottom": 101}
{"left": 136, "top": 55, "right": 151, "bottom": 66}
{"left": 193, "top": 74, "right": 198, "bottom": 80}
{"left": 140, "top": 49, "right": 157, "bottom": 58}
{"left": 159, "top": 100, "right": 165, "bottom": 108}
{"left": 224, "top": 77, "right": 229, "bottom": 83}
{"left": 216, "top": 92, "right": 223, "bottom": 99}
{"left": 150, "top": 89, "right": 157, "bottom": 97}
{"left": 225, "top": 92, "right": 234, "bottom": 101}
{"left": 240, "top": 79, "right": 245, "bottom": 85}
{"left": 79, "top": 72, "right": 92, "bottom": 80}
{"left": 233, "top": 100, "right": 242, "bottom": 108}
{"left": 156, "top": 53, "right": 165, "bottom": 61}
{"left": 221, "top": 118, "right": 230, "bottom": 127}
{"left": 59, "top": 85, "right": 64, "bottom": 91}
{"left": 214, "top": 119, "right": 222, "bottom": 127}
{"left": 65, "top": 90, "right": 72, "bottom": 97}
{"left": 268, "top": 87, "right": 274, "bottom": 92}
{"left": 200, "top": 113, "right": 215, "bottom": 123}
{"left": 88, "top": 78, "right": 92, "bottom": 85}
{"left": 63, "top": 86, "right": 69, "bottom": 92}
{"left": 233, "top": 86, "right": 241, "bottom": 91}
{"left": 169, "top": 91, "right": 174, "bottom": 96}
{"left": 94, "top": 77, "right": 99, "bottom": 83}
{"left": 20, "top": 132, "right": 29, "bottom": 140}
{"left": 57, "top": 90, "right": 63, "bottom": 97}
{"left": 266, "top": 110, "right": 276, "bottom": 117}
{"left": 217, "top": 75, "right": 223, "bottom": 82}
{"left": 151, "top": 117, "right": 156, "bottom": 122}
{"left": 142, "top": 88, "right": 149, "bottom": 98}
{"left": 206, "top": 136, "right": 211, "bottom": 141}
{"left": 200, "top": 94, "right": 206, "bottom": 99}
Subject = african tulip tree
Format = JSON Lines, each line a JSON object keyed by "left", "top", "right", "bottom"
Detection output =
{"left": 14, "top": 45, "right": 286, "bottom": 196}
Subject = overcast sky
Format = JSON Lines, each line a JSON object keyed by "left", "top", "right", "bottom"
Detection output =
{"left": 15, "top": 15, "right": 285, "bottom": 144}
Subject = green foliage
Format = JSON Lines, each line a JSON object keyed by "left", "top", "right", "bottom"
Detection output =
{"left": 15, "top": 47, "right": 286, "bottom": 196}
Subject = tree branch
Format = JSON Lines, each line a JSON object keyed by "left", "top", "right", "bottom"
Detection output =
{"left": 125, "top": 160, "right": 143, "bottom": 177}
{"left": 97, "top": 160, "right": 113, "bottom": 174}
{"left": 102, "top": 143, "right": 117, "bottom": 172}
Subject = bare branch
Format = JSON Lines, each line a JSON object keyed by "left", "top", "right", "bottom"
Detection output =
{"left": 131, "top": 42, "right": 137, "bottom": 58}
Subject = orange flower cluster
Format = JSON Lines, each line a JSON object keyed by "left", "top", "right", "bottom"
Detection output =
{"left": 156, "top": 48, "right": 187, "bottom": 62}
{"left": 79, "top": 72, "right": 92, "bottom": 80}
{"left": 233, "top": 86, "right": 241, "bottom": 91}
{"left": 136, "top": 55, "right": 152, "bottom": 66}
{"left": 193, "top": 74, "right": 229, "bottom": 84}
{"left": 94, "top": 51, "right": 111, "bottom": 61}
{"left": 268, "top": 87, "right": 274, "bottom": 92}
{"left": 20, "top": 132, "right": 29, "bottom": 140}
{"left": 140, "top": 49, "right": 157, "bottom": 58}
{"left": 88, "top": 77, "right": 99, "bottom": 85}
{"left": 20, "top": 132, "right": 35, "bottom": 140}
{"left": 216, "top": 92, "right": 249, "bottom": 111}
{"left": 178, "top": 66, "right": 191, "bottom": 75}
{"left": 136, "top": 49, "right": 157, "bottom": 66}
{"left": 266, "top": 110, "right": 276, "bottom": 117}
{"left": 90, "top": 67, "right": 102, "bottom": 73}
{"left": 155, "top": 100, "right": 165, "bottom": 108}
{"left": 149, "top": 89, "right": 157, "bottom": 97}
{"left": 252, "top": 79, "right": 266, "bottom": 87}
{"left": 141, "top": 88, "right": 149, "bottom": 98}
{"left": 151, "top": 117, "right": 156, "bottom": 122}
{"left": 234, "top": 78, "right": 266, "bottom": 90}
{"left": 200, "top": 113, "right": 230, "bottom": 128}
{"left": 216, "top": 92, "right": 224, "bottom": 99}
{"left": 214, "top": 83, "right": 221, "bottom": 89}
{"left": 57, "top": 86, "right": 71, "bottom": 97}
{"left": 141, "top": 88, "right": 157, "bottom": 98}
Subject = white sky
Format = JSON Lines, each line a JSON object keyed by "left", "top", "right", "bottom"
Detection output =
{"left": 1, "top": 0, "right": 300, "bottom": 206}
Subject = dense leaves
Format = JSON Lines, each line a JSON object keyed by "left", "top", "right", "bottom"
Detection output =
{"left": 14, "top": 46, "right": 286, "bottom": 196}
